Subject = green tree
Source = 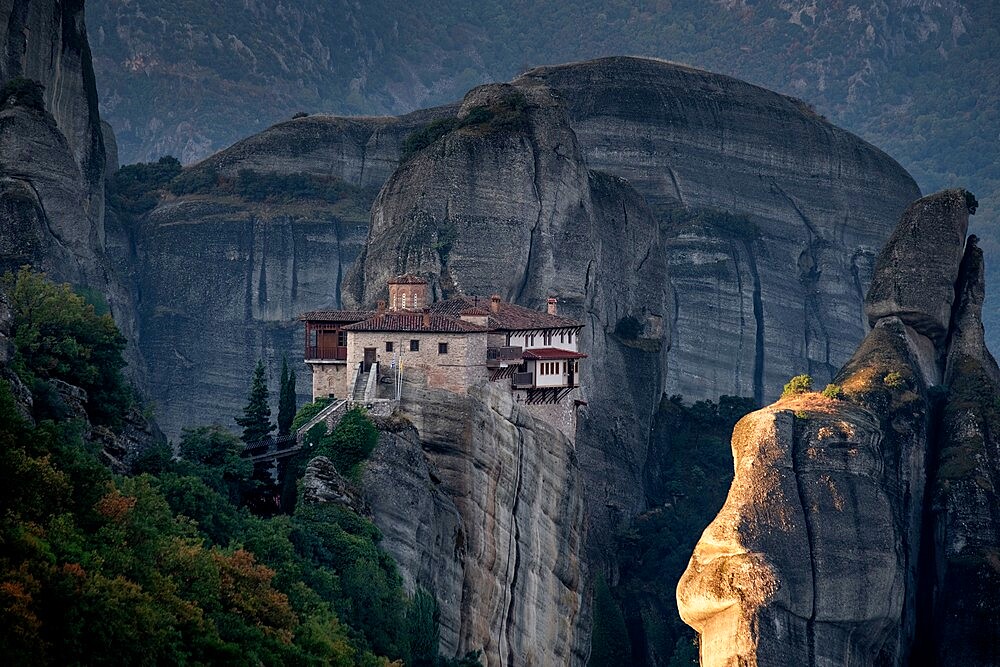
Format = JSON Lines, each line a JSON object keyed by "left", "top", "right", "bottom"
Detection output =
{"left": 235, "top": 360, "right": 275, "bottom": 444}
{"left": 316, "top": 407, "right": 379, "bottom": 476}
{"left": 277, "top": 357, "right": 296, "bottom": 437}
{"left": 3, "top": 267, "right": 132, "bottom": 429}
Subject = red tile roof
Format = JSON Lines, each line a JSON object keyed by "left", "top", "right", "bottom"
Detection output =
{"left": 388, "top": 273, "right": 428, "bottom": 285}
{"left": 522, "top": 347, "right": 588, "bottom": 360}
{"left": 430, "top": 296, "right": 582, "bottom": 331}
{"left": 300, "top": 310, "right": 376, "bottom": 323}
{"left": 342, "top": 311, "right": 488, "bottom": 333}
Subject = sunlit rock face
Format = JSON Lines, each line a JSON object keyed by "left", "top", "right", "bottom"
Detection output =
{"left": 678, "top": 189, "right": 998, "bottom": 666}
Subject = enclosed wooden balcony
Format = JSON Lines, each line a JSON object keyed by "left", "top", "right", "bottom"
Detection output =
{"left": 306, "top": 344, "right": 348, "bottom": 361}
{"left": 487, "top": 345, "right": 523, "bottom": 368}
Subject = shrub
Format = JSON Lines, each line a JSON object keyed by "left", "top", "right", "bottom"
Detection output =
{"left": 109, "top": 156, "right": 183, "bottom": 215}
{"left": 3, "top": 267, "right": 132, "bottom": 429}
{"left": 292, "top": 111, "right": 309, "bottom": 119}
{"left": 317, "top": 407, "right": 378, "bottom": 476}
{"left": 168, "top": 167, "right": 219, "bottom": 195}
{"left": 884, "top": 371, "right": 906, "bottom": 389}
{"left": 400, "top": 117, "right": 459, "bottom": 161}
{"left": 782, "top": 374, "right": 813, "bottom": 398}
{"left": 821, "top": 383, "right": 843, "bottom": 399}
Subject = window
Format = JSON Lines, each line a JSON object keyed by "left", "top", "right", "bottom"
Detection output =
{"left": 337, "top": 330, "right": 347, "bottom": 347}
{"left": 543, "top": 331, "right": 552, "bottom": 345}
{"left": 559, "top": 332, "right": 564, "bottom": 344}
{"left": 402, "top": 293, "right": 408, "bottom": 309}
{"left": 438, "top": 342, "right": 448, "bottom": 354}
{"left": 385, "top": 341, "right": 394, "bottom": 352}
{"left": 568, "top": 331, "right": 573, "bottom": 344}
{"left": 410, "top": 339, "right": 420, "bottom": 352}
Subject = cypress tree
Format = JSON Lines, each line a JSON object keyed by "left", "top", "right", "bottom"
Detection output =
{"left": 236, "top": 359, "right": 275, "bottom": 444}
{"left": 277, "top": 356, "right": 296, "bottom": 436}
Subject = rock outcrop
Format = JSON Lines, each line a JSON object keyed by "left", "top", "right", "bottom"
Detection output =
{"left": 678, "top": 189, "right": 1000, "bottom": 666}
{"left": 0, "top": 0, "right": 142, "bottom": 387}
{"left": 359, "top": 382, "right": 586, "bottom": 665}
{"left": 343, "top": 56, "right": 918, "bottom": 561}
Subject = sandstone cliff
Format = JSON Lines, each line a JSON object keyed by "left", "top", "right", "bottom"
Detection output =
{"left": 678, "top": 189, "right": 1000, "bottom": 666}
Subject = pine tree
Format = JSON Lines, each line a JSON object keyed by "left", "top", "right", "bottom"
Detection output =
{"left": 277, "top": 356, "right": 296, "bottom": 437}
{"left": 236, "top": 359, "right": 275, "bottom": 444}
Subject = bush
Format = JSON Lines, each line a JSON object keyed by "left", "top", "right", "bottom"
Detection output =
{"left": 3, "top": 268, "right": 132, "bottom": 429}
{"left": 401, "top": 117, "right": 459, "bottom": 161}
{"left": 821, "top": 383, "right": 843, "bottom": 399}
{"left": 318, "top": 407, "right": 379, "bottom": 476}
{"left": 884, "top": 371, "right": 906, "bottom": 389}
{"left": 109, "top": 156, "right": 182, "bottom": 215}
{"left": 782, "top": 374, "right": 813, "bottom": 398}
{"left": 292, "top": 111, "right": 309, "bottom": 119}
{"left": 0, "top": 77, "right": 45, "bottom": 112}
{"left": 168, "top": 167, "right": 219, "bottom": 195}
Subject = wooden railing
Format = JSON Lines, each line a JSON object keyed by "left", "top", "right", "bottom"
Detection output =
{"left": 306, "top": 345, "right": 348, "bottom": 361}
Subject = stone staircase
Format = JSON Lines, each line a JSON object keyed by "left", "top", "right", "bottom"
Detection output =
{"left": 353, "top": 370, "right": 370, "bottom": 401}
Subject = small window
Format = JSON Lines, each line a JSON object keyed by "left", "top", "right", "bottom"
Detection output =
{"left": 559, "top": 332, "right": 564, "bottom": 344}
{"left": 385, "top": 341, "right": 394, "bottom": 352}
{"left": 438, "top": 342, "right": 448, "bottom": 354}
{"left": 338, "top": 330, "right": 347, "bottom": 347}
{"left": 410, "top": 339, "right": 420, "bottom": 352}
{"left": 568, "top": 331, "right": 573, "bottom": 344}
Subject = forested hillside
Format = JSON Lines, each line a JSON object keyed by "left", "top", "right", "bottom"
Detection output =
{"left": 86, "top": 0, "right": 1000, "bottom": 338}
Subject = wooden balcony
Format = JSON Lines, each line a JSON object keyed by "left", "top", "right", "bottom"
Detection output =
{"left": 487, "top": 345, "right": 523, "bottom": 368}
{"left": 512, "top": 371, "right": 534, "bottom": 389}
{"left": 306, "top": 345, "right": 348, "bottom": 361}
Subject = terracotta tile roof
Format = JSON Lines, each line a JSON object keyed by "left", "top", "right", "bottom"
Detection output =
{"left": 522, "top": 347, "right": 588, "bottom": 360}
{"left": 300, "top": 310, "right": 376, "bottom": 323}
{"left": 431, "top": 296, "right": 583, "bottom": 331}
{"left": 459, "top": 305, "right": 491, "bottom": 316}
{"left": 388, "top": 273, "right": 428, "bottom": 284}
{"left": 342, "top": 311, "right": 488, "bottom": 333}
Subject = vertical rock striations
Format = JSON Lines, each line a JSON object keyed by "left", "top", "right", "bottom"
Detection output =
{"left": 678, "top": 189, "right": 1000, "bottom": 666}
{"left": 358, "top": 382, "right": 586, "bottom": 665}
{"left": 0, "top": 0, "right": 143, "bottom": 387}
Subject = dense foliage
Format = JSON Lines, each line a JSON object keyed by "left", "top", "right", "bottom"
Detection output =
{"left": 107, "top": 155, "right": 182, "bottom": 215}
{"left": 401, "top": 94, "right": 530, "bottom": 161}
{"left": 594, "top": 395, "right": 756, "bottom": 667}
{"left": 0, "top": 271, "right": 475, "bottom": 665}
{"left": 3, "top": 267, "right": 132, "bottom": 430}
{"left": 301, "top": 405, "right": 380, "bottom": 479}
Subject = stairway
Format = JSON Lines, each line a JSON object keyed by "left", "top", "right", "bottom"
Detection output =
{"left": 352, "top": 370, "right": 370, "bottom": 401}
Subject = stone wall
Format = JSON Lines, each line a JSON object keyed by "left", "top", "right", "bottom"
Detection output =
{"left": 347, "top": 330, "right": 488, "bottom": 395}
{"left": 309, "top": 362, "right": 352, "bottom": 400}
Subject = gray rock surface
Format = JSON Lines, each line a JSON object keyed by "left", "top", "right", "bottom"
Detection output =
{"left": 302, "top": 455, "right": 367, "bottom": 513}
{"left": 134, "top": 197, "right": 369, "bottom": 438}
{"left": 678, "top": 192, "right": 1000, "bottom": 666}
{"left": 0, "top": 0, "right": 142, "bottom": 388}
{"left": 344, "top": 57, "right": 919, "bottom": 566}
{"left": 196, "top": 104, "right": 457, "bottom": 186}
{"left": 361, "top": 382, "right": 587, "bottom": 665}
{"left": 866, "top": 189, "right": 974, "bottom": 343}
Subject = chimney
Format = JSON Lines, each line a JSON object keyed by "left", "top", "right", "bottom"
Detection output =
{"left": 422, "top": 307, "right": 431, "bottom": 328}
{"left": 547, "top": 297, "right": 558, "bottom": 315}
{"left": 490, "top": 294, "right": 502, "bottom": 314}
{"left": 377, "top": 300, "right": 386, "bottom": 314}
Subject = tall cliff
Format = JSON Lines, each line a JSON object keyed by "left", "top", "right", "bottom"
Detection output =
{"left": 677, "top": 189, "right": 1000, "bottom": 666}
{"left": 0, "top": 0, "right": 141, "bottom": 381}
{"left": 343, "top": 57, "right": 919, "bottom": 558}
{"left": 357, "top": 383, "right": 586, "bottom": 665}
{"left": 132, "top": 105, "right": 455, "bottom": 438}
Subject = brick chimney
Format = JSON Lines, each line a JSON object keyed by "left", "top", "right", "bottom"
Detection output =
{"left": 377, "top": 300, "right": 386, "bottom": 314}
{"left": 490, "top": 294, "right": 501, "bottom": 314}
{"left": 422, "top": 307, "right": 431, "bottom": 327}
{"left": 547, "top": 297, "right": 557, "bottom": 315}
